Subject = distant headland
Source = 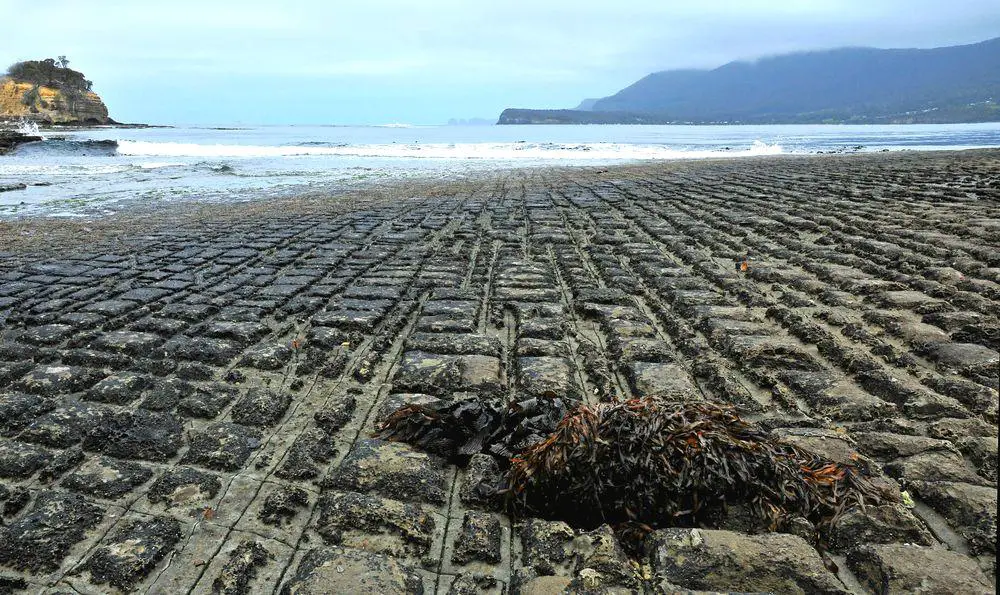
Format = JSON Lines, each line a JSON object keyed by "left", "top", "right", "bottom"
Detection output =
{"left": 0, "top": 57, "right": 113, "bottom": 125}
{"left": 499, "top": 37, "right": 1000, "bottom": 125}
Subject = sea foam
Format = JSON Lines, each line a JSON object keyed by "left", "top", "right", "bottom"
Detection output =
{"left": 116, "top": 140, "right": 784, "bottom": 160}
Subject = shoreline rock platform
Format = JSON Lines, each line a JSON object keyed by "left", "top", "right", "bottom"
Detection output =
{"left": 0, "top": 150, "right": 997, "bottom": 593}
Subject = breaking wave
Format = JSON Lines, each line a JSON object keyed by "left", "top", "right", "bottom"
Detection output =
{"left": 13, "top": 138, "right": 119, "bottom": 156}
{"left": 115, "top": 139, "right": 785, "bottom": 160}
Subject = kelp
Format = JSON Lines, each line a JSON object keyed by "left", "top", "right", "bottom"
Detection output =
{"left": 377, "top": 397, "right": 884, "bottom": 545}
{"left": 504, "top": 399, "right": 882, "bottom": 533}
{"left": 376, "top": 396, "right": 570, "bottom": 460}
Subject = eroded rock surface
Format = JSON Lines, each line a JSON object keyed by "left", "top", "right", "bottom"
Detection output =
{"left": 0, "top": 151, "right": 997, "bottom": 591}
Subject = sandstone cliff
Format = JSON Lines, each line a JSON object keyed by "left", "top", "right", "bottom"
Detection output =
{"left": 0, "top": 77, "right": 111, "bottom": 124}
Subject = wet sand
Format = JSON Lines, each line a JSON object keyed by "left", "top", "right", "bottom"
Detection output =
{"left": 0, "top": 150, "right": 997, "bottom": 593}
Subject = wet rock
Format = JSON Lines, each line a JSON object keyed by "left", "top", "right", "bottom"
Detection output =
{"left": 0, "top": 492, "right": 103, "bottom": 572}
{"left": 519, "top": 319, "right": 566, "bottom": 340}
{"left": 85, "top": 516, "right": 181, "bottom": 590}
{"left": 460, "top": 453, "right": 502, "bottom": 508}
{"left": 341, "top": 284, "right": 405, "bottom": 301}
{"left": 921, "top": 375, "right": 998, "bottom": 418}
{"left": 520, "top": 519, "right": 576, "bottom": 575}
{"left": 911, "top": 480, "right": 997, "bottom": 555}
{"left": 888, "top": 320, "right": 949, "bottom": 346}
{"left": 423, "top": 299, "right": 479, "bottom": 319}
{"left": 20, "top": 403, "right": 111, "bottom": 448}
{"left": 735, "top": 340, "right": 826, "bottom": 373}
{"left": 91, "top": 330, "right": 163, "bottom": 356}
{"left": 212, "top": 540, "right": 274, "bottom": 594}
{"left": 417, "top": 315, "right": 476, "bottom": 333}
{"left": 241, "top": 342, "right": 294, "bottom": 370}
{"left": 626, "top": 362, "right": 701, "bottom": 400}
{"left": 511, "top": 570, "right": 572, "bottom": 594}
{"left": 160, "top": 302, "right": 218, "bottom": 322}
{"left": 176, "top": 362, "right": 216, "bottom": 381}
{"left": 0, "top": 440, "right": 53, "bottom": 478}
{"left": 275, "top": 428, "right": 337, "bottom": 480}
{"left": 393, "top": 351, "right": 503, "bottom": 397}
{"left": 324, "top": 439, "right": 448, "bottom": 505}
{"left": 178, "top": 384, "right": 239, "bottom": 419}
{"left": 313, "top": 308, "right": 384, "bottom": 331}
{"left": 1, "top": 485, "right": 31, "bottom": 518}
{"left": 147, "top": 466, "right": 223, "bottom": 507}
{"left": 61, "top": 455, "right": 153, "bottom": 499}
{"left": 318, "top": 349, "right": 349, "bottom": 379}
{"left": 901, "top": 390, "right": 971, "bottom": 420}
{"left": 315, "top": 490, "right": 435, "bottom": 557}
{"left": 952, "top": 322, "right": 1000, "bottom": 351}
{"left": 279, "top": 546, "right": 424, "bottom": 594}
{"left": 570, "top": 524, "right": 640, "bottom": 588}
{"left": 827, "top": 503, "right": 934, "bottom": 551}
{"left": 517, "top": 356, "right": 579, "bottom": 399}
{"left": 0, "top": 392, "right": 55, "bottom": 435}
{"left": 313, "top": 393, "right": 358, "bottom": 434}
{"left": 452, "top": 511, "right": 502, "bottom": 565}
{"left": 883, "top": 450, "right": 987, "bottom": 485}
{"left": 875, "top": 290, "right": 947, "bottom": 311}
{"left": 183, "top": 423, "right": 263, "bottom": 471}
{"left": 85, "top": 372, "right": 151, "bottom": 404}
{"left": 0, "top": 362, "right": 34, "bottom": 388}
{"left": 83, "top": 408, "right": 184, "bottom": 461}
{"left": 517, "top": 338, "right": 568, "bottom": 357}
{"left": 60, "top": 311, "right": 107, "bottom": 330}
{"left": 853, "top": 431, "right": 957, "bottom": 460}
{"left": 38, "top": 445, "right": 86, "bottom": 482}
{"left": 375, "top": 393, "right": 442, "bottom": 426}
{"left": 22, "top": 323, "right": 74, "bottom": 345}
{"left": 448, "top": 573, "right": 500, "bottom": 595}
{"left": 306, "top": 326, "right": 353, "bottom": 349}
{"left": 164, "top": 336, "right": 240, "bottom": 365}
{"left": 612, "top": 337, "right": 675, "bottom": 363}
{"left": 646, "top": 528, "right": 848, "bottom": 594}
{"left": 259, "top": 485, "right": 310, "bottom": 526}
{"left": 204, "top": 321, "right": 270, "bottom": 345}
{"left": 133, "top": 315, "right": 188, "bottom": 336}
{"left": 407, "top": 332, "right": 502, "bottom": 356}
{"left": 928, "top": 416, "right": 998, "bottom": 441}
{"left": 956, "top": 435, "right": 998, "bottom": 482}
{"left": 0, "top": 576, "right": 28, "bottom": 593}
{"left": 771, "top": 427, "right": 862, "bottom": 465}
{"left": 604, "top": 318, "right": 657, "bottom": 339}
{"left": 231, "top": 388, "right": 292, "bottom": 427}
{"left": 924, "top": 341, "right": 999, "bottom": 374}
{"left": 847, "top": 543, "right": 993, "bottom": 594}
{"left": 119, "top": 287, "right": 172, "bottom": 303}
{"left": 140, "top": 377, "right": 195, "bottom": 411}
{"left": 14, "top": 364, "right": 104, "bottom": 395}
{"left": 330, "top": 297, "right": 395, "bottom": 312}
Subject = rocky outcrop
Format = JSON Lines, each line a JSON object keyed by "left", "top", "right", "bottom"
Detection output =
{"left": 0, "top": 130, "right": 42, "bottom": 155}
{"left": 0, "top": 78, "right": 111, "bottom": 124}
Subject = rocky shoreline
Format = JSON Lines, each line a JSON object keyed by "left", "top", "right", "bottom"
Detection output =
{"left": 0, "top": 131, "right": 42, "bottom": 157}
{"left": 0, "top": 150, "right": 997, "bottom": 593}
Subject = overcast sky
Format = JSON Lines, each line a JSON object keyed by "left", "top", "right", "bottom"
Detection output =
{"left": 2, "top": 1, "right": 998, "bottom": 125}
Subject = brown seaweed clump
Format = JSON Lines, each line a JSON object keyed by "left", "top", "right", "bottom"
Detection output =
{"left": 505, "top": 399, "right": 882, "bottom": 534}
{"left": 377, "top": 398, "right": 884, "bottom": 543}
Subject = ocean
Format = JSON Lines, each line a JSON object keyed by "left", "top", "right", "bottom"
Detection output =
{"left": 2, "top": 122, "right": 999, "bottom": 218}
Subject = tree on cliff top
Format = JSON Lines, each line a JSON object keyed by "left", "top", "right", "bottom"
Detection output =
{"left": 5, "top": 58, "right": 92, "bottom": 93}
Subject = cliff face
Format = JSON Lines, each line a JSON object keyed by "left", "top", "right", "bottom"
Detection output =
{"left": 0, "top": 78, "right": 111, "bottom": 124}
